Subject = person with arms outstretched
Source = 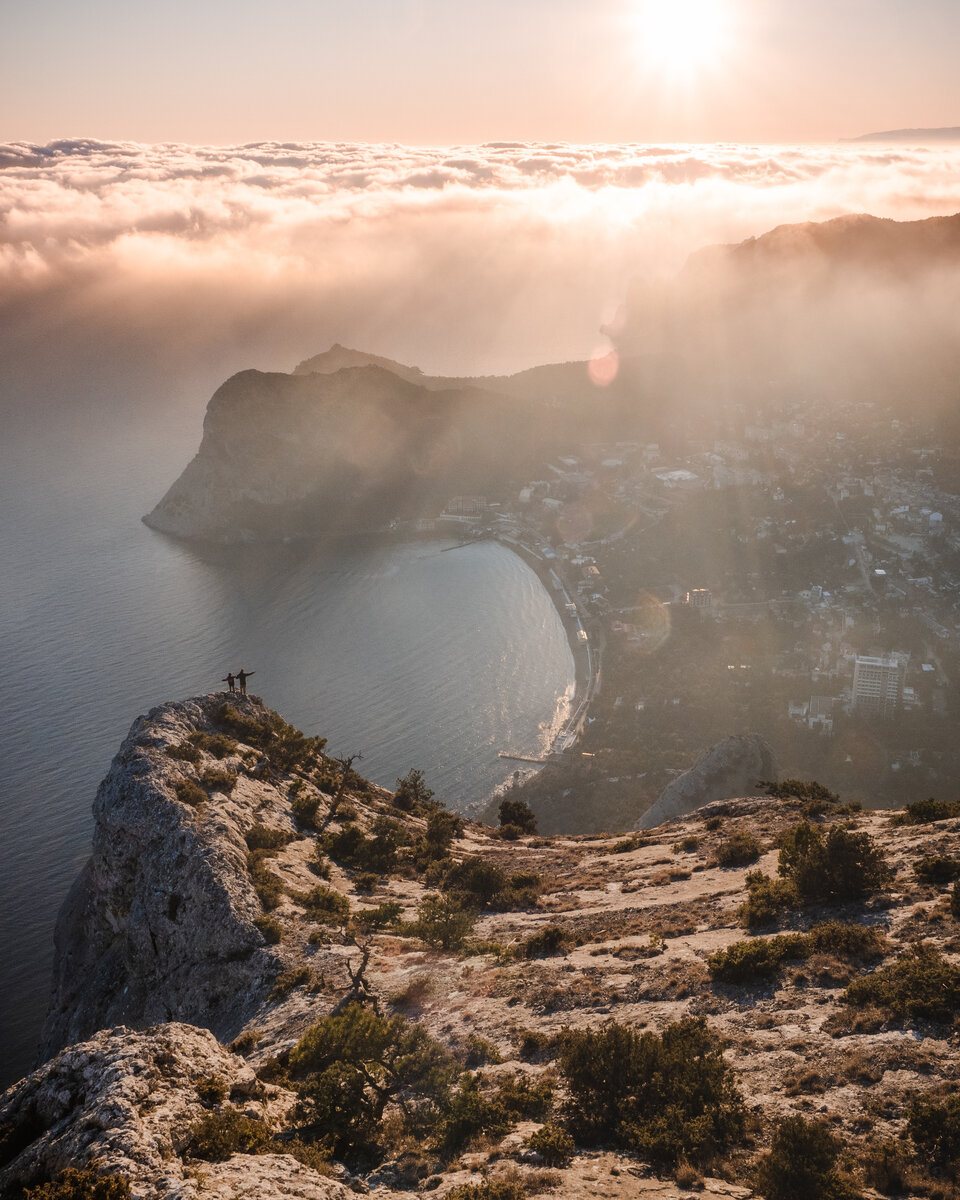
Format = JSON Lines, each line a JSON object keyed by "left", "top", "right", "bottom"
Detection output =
{"left": 237, "top": 668, "right": 255, "bottom": 695}
{"left": 222, "top": 672, "right": 236, "bottom": 693}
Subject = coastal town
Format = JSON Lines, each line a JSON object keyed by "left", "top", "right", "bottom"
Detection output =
{"left": 426, "top": 390, "right": 960, "bottom": 831}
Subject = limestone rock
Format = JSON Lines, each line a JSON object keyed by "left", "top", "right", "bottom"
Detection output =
{"left": 40, "top": 696, "right": 285, "bottom": 1060}
{"left": 636, "top": 733, "right": 776, "bottom": 829}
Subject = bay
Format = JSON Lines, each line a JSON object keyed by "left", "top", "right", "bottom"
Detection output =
{"left": 0, "top": 424, "right": 573, "bottom": 1087}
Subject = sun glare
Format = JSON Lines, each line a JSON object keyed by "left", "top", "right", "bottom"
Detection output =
{"left": 634, "top": 0, "right": 735, "bottom": 80}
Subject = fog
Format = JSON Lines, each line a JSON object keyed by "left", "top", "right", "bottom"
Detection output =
{"left": 4, "top": 138, "right": 960, "bottom": 449}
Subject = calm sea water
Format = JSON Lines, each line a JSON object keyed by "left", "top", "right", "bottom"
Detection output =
{"left": 0, "top": 420, "right": 573, "bottom": 1087}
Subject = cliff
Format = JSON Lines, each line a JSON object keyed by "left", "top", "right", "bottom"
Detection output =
{"left": 4, "top": 696, "right": 960, "bottom": 1198}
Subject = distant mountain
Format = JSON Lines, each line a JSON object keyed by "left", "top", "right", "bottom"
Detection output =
{"left": 843, "top": 126, "right": 960, "bottom": 143}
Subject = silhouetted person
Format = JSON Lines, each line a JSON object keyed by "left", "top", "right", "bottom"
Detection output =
{"left": 237, "top": 669, "right": 255, "bottom": 695}
{"left": 222, "top": 672, "right": 236, "bottom": 693}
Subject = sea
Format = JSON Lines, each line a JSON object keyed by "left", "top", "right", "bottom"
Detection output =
{"left": 0, "top": 406, "right": 574, "bottom": 1088}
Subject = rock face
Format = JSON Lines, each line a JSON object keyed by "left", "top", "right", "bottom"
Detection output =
{"left": 40, "top": 696, "right": 283, "bottom": 1061}
{"left": 142, "top": 363, "right": 567, "bottom": 542}
{"left": 636, "top": 733, "right": 776, "bottom": 829}
{"left": 0, "top": 1024, "right": 350, "bottom": 1200}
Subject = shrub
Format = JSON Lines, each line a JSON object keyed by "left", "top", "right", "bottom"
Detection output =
{"left": 443, "top": 857, "right": 509, "bottom": 907}
{"left": 253, "top": 915, "right": 282, "bottom": 943}
{"left": 613, "top": 835, "right": 646, "bottom": 853}
{"left": 201, "top": 768, "right": 238, "bottom": 794}
{"left": 196, "top": 1074, "right": 228, "bottom": 1106}
{"left": 23, "top": 1169, "right": 132, "bottom": 1199}
{"left": 354, "top": 872, "right": 378, "bottom": 893}
{"left": 914, "top": 855, "right": 960, "bottom": 884}
{"left": 270, "top": 966, "right": 312, "bottom": 1001}
{"left": 952, "top": 879, "right": 960, "bottom": 920}
{"left": 558, "top": 1017, "right": 745, "bottom": 1167}
{"left": 498, "top": 798, "right": 538, "bottom": 835}
{"left": 519, "top": 924, "right": 575, "bottom": 959}
{"left": 292, "top": 884, "right": 350, "bottom": 924}
{"left": 891, "top": 798, "right": 960, "bottom": 826}
{"left": 290, "top": 790, "right": 322, "bottom": 829}
{"left": 245, "top": 824, "right": 294, "bottom": 852}
{"left": 189, "top": 731, "right": 238, "bottom": 758}
{"left": 755, "top": 1116, "right": 853, "bottom": 1200}
{"left": 806, "top": 921, "right": 886, "bottom": 960}
{"left": 525, "top": 1123, "right": 575, "bottom": 1167}
{"left": 907, "top": 1093, "right": 960, "bottom": 1167}
{"left": 166, "top": 741, "right": 202, "bottom": 764}
{"left": 175, "top": 779, "right": 206, "bottom": 808}
{"left": 717, "top": 832, "right": 762, "bottom": 867}
{"left": 445, "top": 1180, "right": 526, "bottom": 1200}
{"left": 352, "top": 901, "right": 403, "bottom": 933}
{"left": 495, "top": 1074, "right": 553, "bottom": 1120}
{"left": 289, "top": 1003, "right": 456, "bottom": 1161}
{"left": 674, "top": 835, "right": 700, "bottom": 854}
{"left": 247, "top": 849, "right": 285, "bottom": 910}
{"left": 517, "top": 1030, "right": 559, "bottom": 1062}
{"left": 410, "top": 895, "right": 477, "bottom": 950}
{"left": 392, "top": 767, "right": 436, "bottom": 812}
{"left": 760, "top": 779, "right": 839, "bottom": 805}
{"left": 187, "top": 1109, "right": 270, "bottom": 1160}
{"left": 463, "top": 1035, "right": 503, "bottom": 1068}
{"left": 777, "top": 822, "right": 890, "bottom": 903}
{"left": 324, "top": 817, "right": 407, "bottom": 874}
{"left": 229, "top": 1030, "right": 261, "bottom": 1055}
{"left": 212, "top": 704, "right": 326, "bottom": 773}
{"left": 844, "top": 943, "right": 960, "bottom": 1023}
{"left": 436, "top": 1073, "right": 513, "bottom": 1155}
{"left": 738, "top": 871, "right": 797, "bottom": 928}
{"left": 708, "top": 933, "right": 809, "bottom": 983}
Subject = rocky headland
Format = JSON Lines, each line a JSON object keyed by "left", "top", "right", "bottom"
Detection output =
{"left": 4, "top": 694, "right": 960, "bottom": 1198}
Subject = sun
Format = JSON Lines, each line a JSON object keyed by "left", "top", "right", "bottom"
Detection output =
{"left": 634, "top": 0, "right": 735, "bottom": 81}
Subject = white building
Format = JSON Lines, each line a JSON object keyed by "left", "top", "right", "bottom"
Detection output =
{"left": 852, "top": 655, "right": 905, "bottom": 719}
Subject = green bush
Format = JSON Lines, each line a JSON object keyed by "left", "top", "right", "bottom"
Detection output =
{"left": 436, "top": 1073, "right": 513, "bottom": 1155}
{"left": 760, "top": 779, "right": 839, "bottom": 804}
{"left": 777, "top": 822, "right": 890, "bottom": 903}
{"left": 253, "top": 915, "right": 283, "bottom": 944}
{"left": 270, "top": 966, "right": 312, "bottom": 1001}
{"left": 708, "top": 934, "right": 809, "bottom": 983}
{"left": 189, "top": 731, "right": 238, "bottom": 759}
{"left": 354, "top": 872, "right": 378, "bottom": 893}
{"left": 201, "top": 768, "right": 238, "bottom": 794}
{"left": 806, "top": 921, "right": 886, "bottom": 960}
{"left": 212, "top": 704, "right": 326, "bottom": 773}
{"left": 914, "top": 855, "right": 960, "bottom": 884}
{"left": 196, "top": 1074, "right": 228, "bottom": 1106}
{"left": 188, "top": 1109, "right": 271, "bottom": 1160}
{"left": 891, "top": 798, "right": 960, "bottom": 826}
{"left": 443, "top": 857, "right": 509, "bottom": 907}
{"left": 324, "top": 817, "right": 408, "bottom": 874}
{"left": 166, "top": 741, "right": 202, "bottom": 764}
{"left": 245, "top": 824, "right": 294, "bottom": 853}
{"left": 498, "top": 798, "right": 538, "bottom": 835}
{"left": 175, "top": 779, "right": 207, "bottom": 808}
{"left": 519, "top": 924, "right": 575, "bottom": 959}
{"left": 612, "top": 835, "right": 646, "bottom": 853}
{"left": 352, "top": 901, "right": 403, "bottom": 933}
{"left": 23, "top": 1169, "right": 132, "bottom": 1200}
{"left": 844, "top": 943, "right": 960, "bottom": 1023}
{"left": 558, "top": 1017, "right": 744, "bottom": 1167}
{"left": 495, "top": 1074, "right": 553, "bottom": 1119}
{"left": 291, "top": 790, "right": 323, "bottom": 829}
{"left": 674, "top": 835, "right": 700, "bottom": 854}
{"left": 463, "top": 1035, "right": 503, "bottom": 1068}
{"left": 410, "top": 894, "right": 477, "bottom": 950}
{"left": 907, "top": 1093, "right": 960, "bottom": 1167}
{"left": 445, "top": 1180, "right": 526, "bottom": 1200}
{"left": 247, "top": 848, "right": 285, "bottom": 910}
{"left": 392, "top": 767, "right": 436, "bottom": 812}
{"left": 755, "top": 1116, "right": 854, "bottom": 1200}
{"left": 716, "top": 832, "right": 762, "bottom": 868}
{"left": 292, "top": 884, "right": 350, "bottom": 924}
{"left": 738, "top": 871, "right": 797, "bottom": 928}
{"left": 525, "top": 1123, "right": 575, "bottom": 1166}
{"left": 289, "top": 1003, "right": 456, "bottom": 1161}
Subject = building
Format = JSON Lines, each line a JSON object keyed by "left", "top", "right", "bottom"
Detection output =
{"left": 686, "top": 588, "right": 713, "bottom": 608}
{"left": 852, "top": 655, "right": 905, "bottom": 719}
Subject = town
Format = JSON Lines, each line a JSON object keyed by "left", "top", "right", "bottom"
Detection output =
{"left": 430, "top": 388, "right": 960, "bottom": 832}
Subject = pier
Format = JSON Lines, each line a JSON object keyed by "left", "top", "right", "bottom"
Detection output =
{"left": 498, "top": 751, "right": 550, "bottom": 765}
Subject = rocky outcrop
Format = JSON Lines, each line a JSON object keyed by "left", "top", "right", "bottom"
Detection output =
{"left": 40, "top": 696, "right": 285, "bottom": 1061}
{"left": 142, "top": 363, "right": 570, "bottom": 542}
{"left": 0, "top": 1024, "right": 351, "bottom": 1200}
{"left": 635, "top": 733, "right": 776, "bottom": 829}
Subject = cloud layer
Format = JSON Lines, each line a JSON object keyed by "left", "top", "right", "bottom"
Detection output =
{"left": 3, "top": 138, "right": 960, "bottom": 389}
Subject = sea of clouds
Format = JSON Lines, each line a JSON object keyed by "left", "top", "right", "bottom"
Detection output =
{"left": 2, "top": 138, "right": 960, "bottom": 415}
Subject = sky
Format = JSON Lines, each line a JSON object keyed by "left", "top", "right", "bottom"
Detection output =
{"left": 2, "top": 0, "right": 959, "bottom": 145}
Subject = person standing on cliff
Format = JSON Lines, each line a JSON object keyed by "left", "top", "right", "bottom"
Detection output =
{"left": 237, "top": 668, "right": 255, "bottom": 695}
{"left": 222, "top": 672, "right": 237, "bottom": 693}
